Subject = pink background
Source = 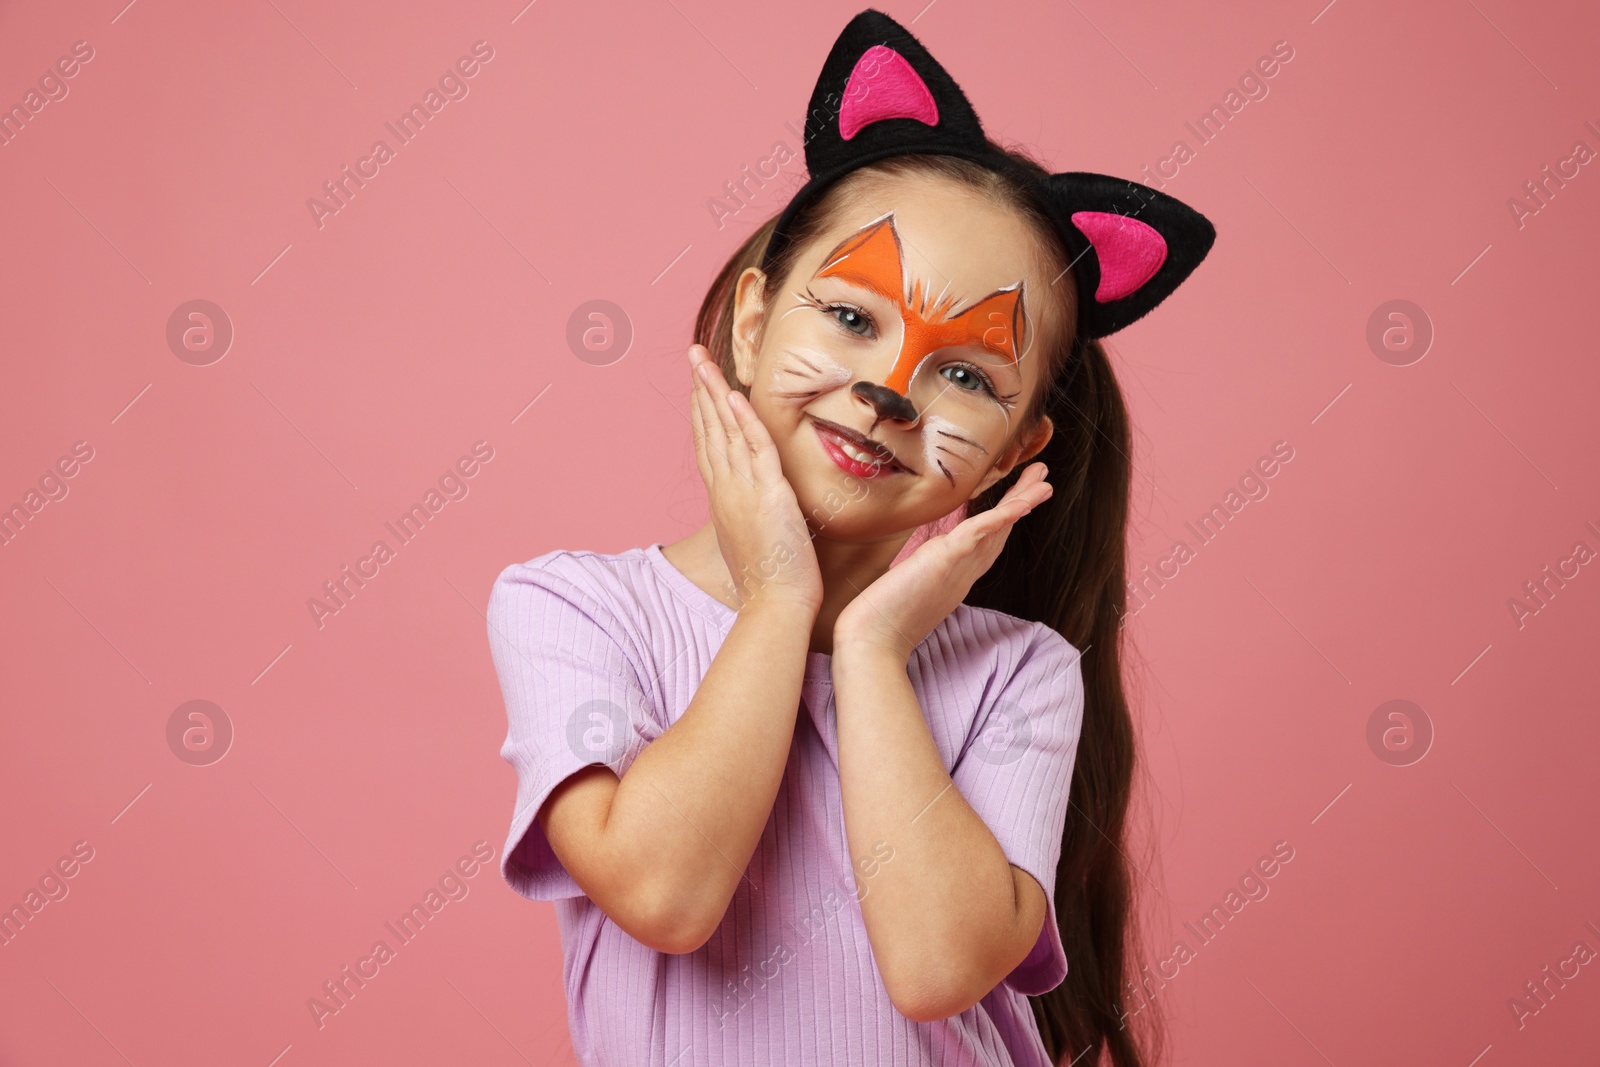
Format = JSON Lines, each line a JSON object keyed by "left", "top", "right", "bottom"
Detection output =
{"left": 3, "top": 0, "right": 1597, "bottom": 1063}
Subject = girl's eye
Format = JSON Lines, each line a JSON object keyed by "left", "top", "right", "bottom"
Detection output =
{"left": 941, "top": 364, "right": 998, "bottom": 398}
{"left": 825, "top": 304, "right": 875, "bottom": 338}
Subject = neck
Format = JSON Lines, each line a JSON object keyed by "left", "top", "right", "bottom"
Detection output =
{"left": 669, "top": 520, "right": 913, "bottom": 655}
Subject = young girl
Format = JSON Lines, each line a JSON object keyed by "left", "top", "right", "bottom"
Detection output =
{"left": 488, "top": 10, "right": 1214, "bottom": 1066}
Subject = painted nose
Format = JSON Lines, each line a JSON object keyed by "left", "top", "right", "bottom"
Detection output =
{"left": 851, "top": 380, "right": 918, "bottom": 425}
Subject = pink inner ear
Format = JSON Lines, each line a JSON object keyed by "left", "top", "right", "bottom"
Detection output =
{"left": 1071, "top": 211, "right": 1168, "bottom": 302}
{"left": 839, "top": 46, "right": 939, "bottom": 140}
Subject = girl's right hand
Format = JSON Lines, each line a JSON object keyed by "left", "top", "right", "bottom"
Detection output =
{"left": 688, "top": 343, "right": 823, "bottom": 616}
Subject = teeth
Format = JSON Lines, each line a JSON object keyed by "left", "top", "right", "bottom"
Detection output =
{"left": 841, "top": 441, "right": 877, "bottom": 464}
{"left": 839, "top": 437, "right": 893, "bottom": 468}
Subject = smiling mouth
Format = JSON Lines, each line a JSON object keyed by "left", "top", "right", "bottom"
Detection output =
{"left": 809, "top": 416, "right": 915, "bottom": 475}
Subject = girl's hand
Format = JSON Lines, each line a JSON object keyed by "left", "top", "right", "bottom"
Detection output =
{"left": 833, "top": 463, "right": 1053, "bottom": 661}
{"left": 688, "top": 343, "right": 824, "bottom": 615}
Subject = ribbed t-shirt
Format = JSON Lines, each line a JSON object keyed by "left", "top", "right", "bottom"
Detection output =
{"left": 487, "top": 542, "right": 1086, "bottom": 1066}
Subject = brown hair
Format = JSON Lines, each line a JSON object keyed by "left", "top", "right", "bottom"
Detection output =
{"left": 694, "top": 147, "right": 1160, "bottom": 1066}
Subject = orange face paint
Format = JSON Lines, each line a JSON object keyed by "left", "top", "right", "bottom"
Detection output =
{"left": 813, "top": 211, "right": 1027, "bottom": 401}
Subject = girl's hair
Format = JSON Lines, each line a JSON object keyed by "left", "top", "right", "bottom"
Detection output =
{"left": 694, "top": 147, "right": 1157, "bottom": 1067}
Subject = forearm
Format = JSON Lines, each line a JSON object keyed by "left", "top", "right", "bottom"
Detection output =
{"left": 833, "top": 645, "right": 1036, "bottom": 1018}
{"left": 604, "top": 597, "right": 814, "bottom": 944}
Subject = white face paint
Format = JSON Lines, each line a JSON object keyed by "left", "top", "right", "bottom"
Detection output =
{"left": 769, "top": 345, "right": 853, "bottom": 397}
{"left": 742, "top": 198, "right": 1050, "bottom": 505}
{"left": 919, "top": 411, "right": 992, "bottom": 481}
{"left": 765, "top": 340, "right": 1006, "bottom": 487}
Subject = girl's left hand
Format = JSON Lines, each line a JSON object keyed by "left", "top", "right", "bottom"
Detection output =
{"left": 834, "top": 462, "right": 1053, "bottom": 662}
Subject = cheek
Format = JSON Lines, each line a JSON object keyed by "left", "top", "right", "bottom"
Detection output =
{"left": 758, "top": 342, "right": 854, "bottom": 407}
{"left": 918, "top": 412, "right": 1002, "bottom": 485}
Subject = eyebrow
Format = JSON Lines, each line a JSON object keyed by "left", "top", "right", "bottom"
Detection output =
{"left": 812, "top": 213, "right": 1029, "bottom": 363}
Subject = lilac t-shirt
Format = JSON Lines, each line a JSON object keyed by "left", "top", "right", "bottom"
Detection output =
{"left": 488, "top": 543, "right": 1085, "bottom": 1066}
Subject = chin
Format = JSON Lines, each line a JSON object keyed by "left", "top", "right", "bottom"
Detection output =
{"left": 787, "top": 467, "right": 965, "bottom": 545}
{"left": 771, "top": 410, "right": 972, "bottom": 538}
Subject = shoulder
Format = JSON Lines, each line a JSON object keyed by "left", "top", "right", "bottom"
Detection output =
{"left": 928, "top": 604, "right": 1084, "bottom": 709}
{"left": 487, "top": 546, "right": 661, "bottom": 642}
{"left": 490, "top": 546, "right": 650, "bottom": 612}
{"left": 932, "top": 602, "right": 1081, "bottom": 674}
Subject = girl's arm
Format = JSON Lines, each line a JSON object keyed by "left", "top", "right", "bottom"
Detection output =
{"left": 832, "top": 643, "right": 1050, "bottom": 1022}
{"left": 538, "top": 343, "right": 824, "bottom": 956}
{"left": 538, "top": 594, "right": 814, "bottom": 955}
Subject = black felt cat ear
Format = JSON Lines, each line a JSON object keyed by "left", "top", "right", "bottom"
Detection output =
{"left": 765, "top": 7, "right": 1217, "bottom": 341}
{"left": 1033, "top": 173, "right": 1218, "bottom": 339}
{"left": 795, "top": 9, "right": 994, "bottom": 181}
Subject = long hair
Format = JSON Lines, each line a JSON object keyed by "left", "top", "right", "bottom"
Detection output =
{"left": 693, "top": 147, "right": 1160, "bottom": 1067}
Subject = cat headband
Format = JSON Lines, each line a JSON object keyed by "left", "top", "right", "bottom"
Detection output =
{"left": 761, "top": 8, "right": 1217, "bottom": 345}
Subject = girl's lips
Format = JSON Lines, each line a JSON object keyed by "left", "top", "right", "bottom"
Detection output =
{"left": 813, "top": 423, "right": 907, "bottom": 479}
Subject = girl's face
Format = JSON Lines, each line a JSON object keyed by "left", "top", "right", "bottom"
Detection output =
{"left": 730, "top": 172, "right": 1061, "bottom": 542}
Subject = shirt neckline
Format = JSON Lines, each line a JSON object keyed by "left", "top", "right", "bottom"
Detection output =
{"left": 645, "top": 542, "right": 834, "bottom": 684}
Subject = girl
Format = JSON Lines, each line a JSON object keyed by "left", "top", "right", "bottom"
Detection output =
{"left": 488, "top": 9, "right": 1214, "bottom": 1066}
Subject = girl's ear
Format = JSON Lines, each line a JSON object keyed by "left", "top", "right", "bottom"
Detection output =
{"left": 730, "top": 267, "right": 768, "bottom": 389}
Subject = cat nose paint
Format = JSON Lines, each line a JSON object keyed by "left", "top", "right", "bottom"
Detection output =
{"left": 851, "top": 380, "right": 918, "bottom": 424}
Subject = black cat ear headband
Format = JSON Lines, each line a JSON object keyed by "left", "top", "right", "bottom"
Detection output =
{"left": 761, "top": 8, "right": 1217, "bottom": 349}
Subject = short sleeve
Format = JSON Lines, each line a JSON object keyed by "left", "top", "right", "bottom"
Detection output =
{"left": 486, "top": 557, "right": 658, "bottom": 902}
{"left": 951, "top": 621, "right": 1086, "bottom": 996}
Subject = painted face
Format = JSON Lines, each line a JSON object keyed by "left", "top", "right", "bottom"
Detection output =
{"left": 773, "top": 210, "right": 1037, "bottom": 486}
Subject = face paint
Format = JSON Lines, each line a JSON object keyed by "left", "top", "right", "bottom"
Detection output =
{"left": 788, "top": 210, "right": 1032, "bottom": 484}
{"left": 767, "top": 345, "right": 853, "bottom": 399}
{"left": 813, "top": 212, "right": 1029, "bottom": 386}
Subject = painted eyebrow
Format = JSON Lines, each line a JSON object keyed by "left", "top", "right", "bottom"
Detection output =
{"left": 810, "top": 270, "right": 1030, "bottom": 366}
{"left": 812, "top": 213, "right": 1033, "bottom": 363}
{"left": 810, "top": 268, "right": 1028, "bottom": 338}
